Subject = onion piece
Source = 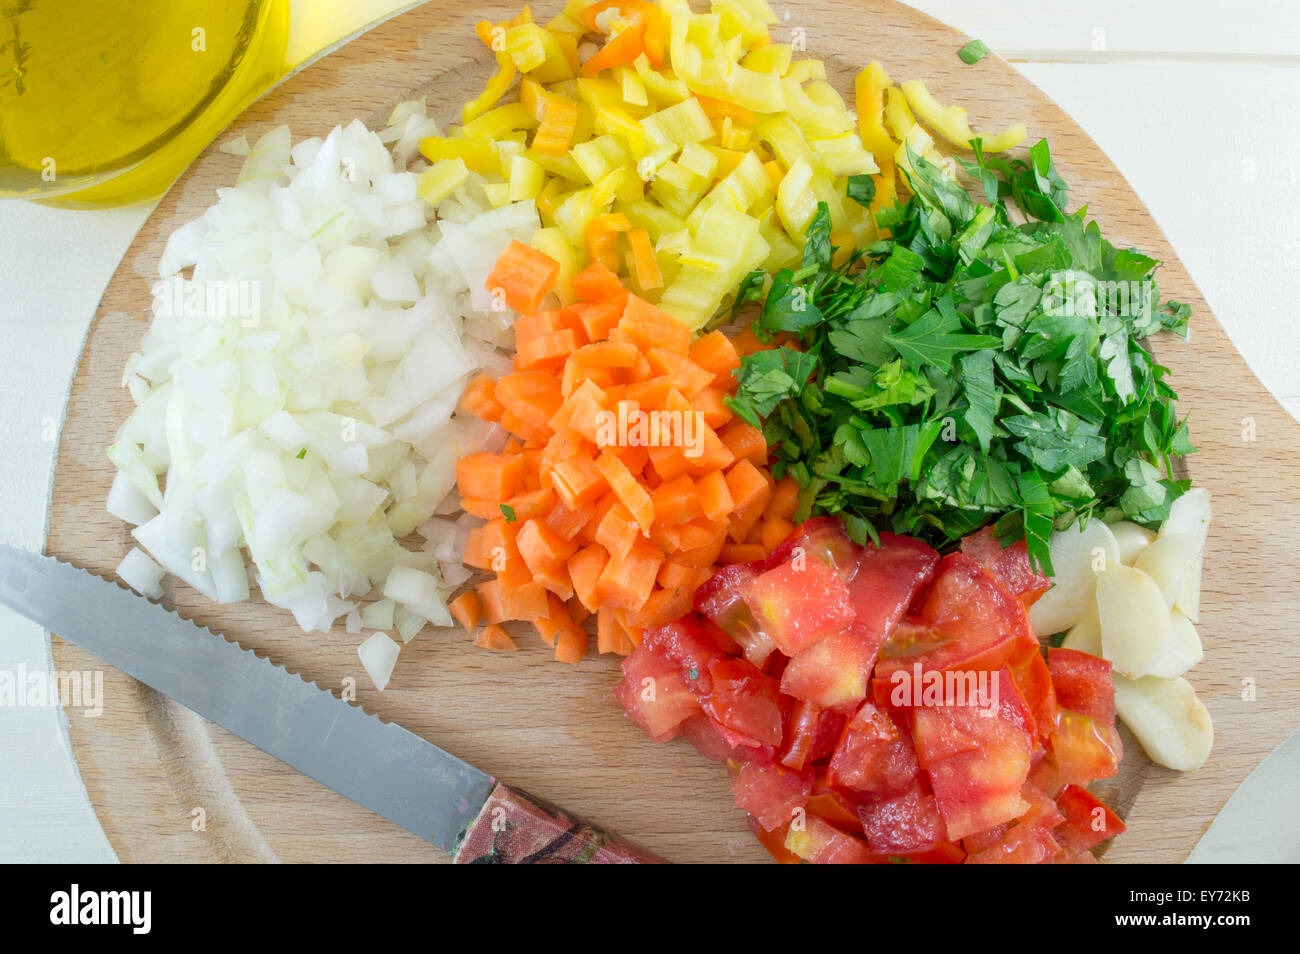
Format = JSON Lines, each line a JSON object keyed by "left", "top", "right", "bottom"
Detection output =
{"left": 116, "top": 547, "right": 165, "bottom": 600}
{"left": 358, "top": 632, "right": 400, "bottom": 691}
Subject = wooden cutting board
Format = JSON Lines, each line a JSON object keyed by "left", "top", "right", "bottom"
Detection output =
{"left": 46, "top": 0, "right": 1300, "bottom": 863}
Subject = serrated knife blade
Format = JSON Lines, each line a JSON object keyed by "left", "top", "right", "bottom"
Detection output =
{"left": 0, "top": 545, "right": 660, "bottom": 864}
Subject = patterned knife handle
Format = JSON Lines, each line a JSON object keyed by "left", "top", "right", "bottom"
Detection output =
{"left": 453, "top": 782, "right": 665, "bottom": 864}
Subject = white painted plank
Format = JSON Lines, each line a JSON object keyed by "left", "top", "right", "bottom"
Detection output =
{"left": 904, "top": 0, "right": 1300, "bottom": 58}
{"left": 1018, "top": 61, "right": 1300, "bottom": 407}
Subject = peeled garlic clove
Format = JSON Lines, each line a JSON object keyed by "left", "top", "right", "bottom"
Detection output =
{"left": 1144, "top": 610, "right": 1204, "bottom": 679}
{"left": 1097, "top": 563, "right": 1170, "bottom": 678}
{"left": 1108, "top": 520, "right": 1156, "bottom": 565}
{"left": 1028, "top": 520, "right": 1121, "bottom": 636}
{"left": 1133, "top": 532, "right": 1202, "bottom": 608}
{"left": 1162, "top": 490, "right": 1211, "bottom": 623}
{"left": 1062, "top": 611, "right": 1103, "bottom": 656}
{"left": 1113, "top": 673, "right": 1213, "bottom": 771}
{"left": 1162, "top": 488, "right": 1212, "bottom": 543}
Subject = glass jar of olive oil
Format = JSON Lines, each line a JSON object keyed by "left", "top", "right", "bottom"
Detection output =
{"left": 0, "top": 0, "right": 290, "bottom": 207}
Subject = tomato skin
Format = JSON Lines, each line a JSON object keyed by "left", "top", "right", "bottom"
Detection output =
{"left": 1047, "top": 648, "right": 1116, "bottom": 725}
{"left": 779, "top": 699, "right": 822, "bottom": 771}
{"left": 642, "top": 618, "right": 727, "bottom": 696}
{"left": 1047, "top": 707, "right": 1122, "bottom": 785}
{"left": 828, "top": 703, "right": 919, "bottom": 797}
{"left": 693, "top": 561, "right": 778, "bottom": 667}
{"left": 785, "top": 814, "right": 876, "bottom": 864}
{"left": 732, "top": 760, "right": 812, "bottom": 831}
{"left": 960, "top": 525, "right": 1051, "bottom": 605}
{"left": 916, "top": 553, "right": 1037, "bottom": 669}
{"left": 763, "top": 516, "right": 858, "bottom": 578}
{"left": 780, "top": 630, "right": 880, "bottom": 710}
{"left": 1055, "top": 784, "right": 1126, "bottom": 853}
{"left": 614, "top": 645, "right": 702, "bottom": 738}
{"left": 704, "top": 657, "right": 785, "bottom": 749}
{"left": 1008, "top": 644, "right": 1058, "bottom": 740}
{"left": 848, "top": 532, "right": 940, "bottom": 640}
{"left": 741, "top": 555, "right": 857, "bottom": 656}
{"left": 857, "top": 778, "right": 948, "bottom": 855}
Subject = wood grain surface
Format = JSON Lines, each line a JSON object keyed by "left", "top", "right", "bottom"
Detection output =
{"left": 45, "top": 0, "right": 1300, "bottom": 863}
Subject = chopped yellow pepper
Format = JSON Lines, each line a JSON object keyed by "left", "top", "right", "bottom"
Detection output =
{"left": 899, "top": 79, "right": 1026, "bottom": 153}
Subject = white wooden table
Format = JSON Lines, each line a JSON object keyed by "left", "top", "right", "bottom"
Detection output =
{"left": 1, "top": 0, "right": 1297, "bottom": 862}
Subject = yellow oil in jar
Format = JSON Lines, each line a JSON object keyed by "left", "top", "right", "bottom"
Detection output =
{"left": 0, "top": 0, "right": 290, "bottom": 207}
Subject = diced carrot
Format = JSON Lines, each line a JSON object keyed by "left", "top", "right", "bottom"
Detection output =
{"left": 682, "top": 422, "right": 735, "bottom": 475}
{"left": 647, "top": 444, "right": 690, "bottom": 482}
{"left": 545, "top": 500, "right": 587, "bottom": 541}
{"left": 657, "top": 559, "right": 706, "bottom": 594}
{"left": 567, "top": 543, "right": 609, "bottom": 612}
{"left": 449, "top": 592, "right": 482, "bottom": 632}
{"left": 534, "top": 593, "right": 580, "bottom": 647}
{"left": 676, "top": 517, "right": 727, "bottom": 551}
{"left": 625, "top": 586, "right": 693, "bottom": 630}
{"left": 731, "top": 326, "right": 776, "bottom": 356}
{"left": 561, "top": 355, "right": 616, "bottom": 397}
{"left": 760, "top": 516, "right": 796, "bottom": 552}
{"left": 456, "top": 452, "right": 525, "bottom": 503}
{"left": 765, "top": 475, "right": 801, "bottom": 521}
{"left": 721, "top": 543, "right": 769, "bottom": 564}
{"left": 478, "top": 577, "right": 549, "bottom": 623}
{"left": 725, "top": 458, "right": 771, "bottom": 512}
{"left": 505, "top": 486, "right": 555, "bottom": 522}
{"left": 618, "top": 296, "right": 690, "bottom": 354}
{"left": 572, "top": 337, "right": 639, "bottom": 369}
{"left": 727, "top": 499, "right": 767, "bottom": 545}
{"left": 624, "top": 376, "right": 676, "bottom": 410}
{"left": 595, "top": 452, "right": 655, "bottom": 532}
{"left": 567, "top": 596, "right": 592, "bottom": 625}
{"left": 475, "top": 623, "right": 519, "bottom": 652}
{"left": 695, "top": 469, "right": 735, "bottom": 522}
{"left": 689, "top": 331, "right": 742, "bottom": 389}
{"left": 463, "top": 518, "right": 518, "bottom": 572}
{"left": 720, "top": 419, "right": 768, "bottom": 464}
{"left": 649, "top": 474, "right": 701, "bottom": 525}
{"left": 485, "top": 239, "right": 560, "bottom": 315}
{"left": 675, "top": 539, "right": 726, "bottom": 567}
{"left": 647, "top": 520, "right": 681, "bottom": 552}
{"left": 595, "top": 538, "right": 664, "bottom": 612}
{"left": 496, "top": 371, "right": 564, "bottom": 438}
{"left": 644, "top": 348, "right": 714, "bottom": 398}
{"left": 554, "top": 625, "right": 588, "bottom": 664}
{"left": 594, "top": 501, "right": 640, "bottom": 561}
{"left": 462, "top": 497, "right": 507, "bottom": 520}
{"left": 516, "top": 518, "right": 579, "bottom": 576}
{"left": 459, "top": 373, "right": 504, "bottom": 422}
{"left": 692, "top": 386, "right": 730, "bottom": 428}
{"left": 513, "top": 310, "right": 563, "bottom": 343}
{"left": 572, "top": 261, "right": 625, "bottom": 303}
{"left": 549, "top": 379, "right": 610, "bottom": 443}
{"left": 516, "top": 328, "right": 579, "bottom": 371}
{"left": 615, "top": 611, "right": 645, "bottom": 650}
{"left": 549, "top": 454, "right": 607, "bottom": 510}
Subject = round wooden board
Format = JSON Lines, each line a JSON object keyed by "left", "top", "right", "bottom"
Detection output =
{"left": 46, "top": 0, "right": 1300, "bottom": 864}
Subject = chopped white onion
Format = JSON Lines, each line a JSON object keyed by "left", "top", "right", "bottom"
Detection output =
{"left": 357, "top": 632, "right": 400, "bottom": 691}
{"left": 108, "top": 105, "right": 525, "bottom": 666}
{"left": 116, "top": 547, "right": 165, "bottom": 600}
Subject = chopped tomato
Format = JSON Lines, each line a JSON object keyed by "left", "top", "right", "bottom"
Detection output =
{"left": 1047, "top": 707, "right": 1123, "bottom": 786}
{"left": 692, "top": 561, "right": 778, "bottom": 667}
{"left": 731, "top": 760, "right": 811, "bottom": 832}
{"left": 785, "top": 815, "right": 876, "bottom": 864}
{"left": 780, "top": 629, "right": 880, "bottom": 710}
{"left": 704, "top": 657, "right": 784, "bottom": 749}
{"left": 614, "top": 642, "right": 701, "bottom": 738}
{"left": 857, "top": 778, "right": 948, "bottom": 855}
{"left": 1054, "top": 783, "right": 1126, "bottom": 854}
{"left": 740, "top": 553, "right": 857, "bottom": 656}
{"left": 847, "top": 532, "right": 939, "bottom": 639}
{"left": 828, "top": 703, "right": 919, "bottom": 797}
{"left": 1047, "top": 647, "right": 1116, "bottom": 725}
{"left": 960, "top": 525, "right": 1051, "bottom": 605}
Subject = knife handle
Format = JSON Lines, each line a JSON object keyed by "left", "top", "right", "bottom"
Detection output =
{"left": 453, "top": 782, "right": 665, "bottom": 864}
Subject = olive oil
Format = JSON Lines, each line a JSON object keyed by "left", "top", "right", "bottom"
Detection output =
{"left": 0, "top": 0, "right": 289, "bottom": 206}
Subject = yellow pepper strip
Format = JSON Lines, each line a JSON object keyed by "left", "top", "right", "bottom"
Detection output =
{"left": 586, "top": 211, "right": 632, "bottom": 271}
{"left": 696, "top": 94, "right": 755, "bottom": 126}
{"left": 461, "top": 102, "right": 537, "bottom": 141}
{"left": 533, "top": 96, "right": 581, "bottom": 155}
{"left": 870, "top": 156, "right": 897, "bottom": 221}
{"left": 854, "top": 61, "right": 894, "bottom": 163}
{"left": 462, "top": 51, "right": 517, "bottom": 124}
{"left": 419, "top": 136, "right": 500, "bottom": 175}
{"left": 626, "top": 226, "right": 664, "bottom": 290}
{"left": 899, "top": 79, "right": 1026, "bottom": 153}
{"left": 883, "top": 86, "right": 917, "bottom": 141}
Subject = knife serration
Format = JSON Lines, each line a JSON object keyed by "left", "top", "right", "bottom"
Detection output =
{"left": 0, "top": 545, "right": 494, "bottom": 854}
